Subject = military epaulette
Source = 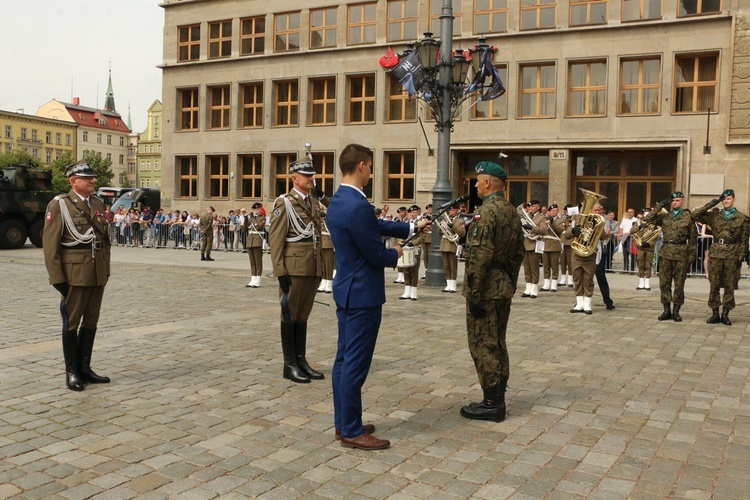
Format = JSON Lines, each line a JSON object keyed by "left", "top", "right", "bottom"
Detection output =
{"left": 53, "top": 193, "right": 70, "bottom": 201}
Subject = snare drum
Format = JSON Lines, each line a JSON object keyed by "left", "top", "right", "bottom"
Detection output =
{"left": 397, "top": 246, "right": 418, "bottom": 268}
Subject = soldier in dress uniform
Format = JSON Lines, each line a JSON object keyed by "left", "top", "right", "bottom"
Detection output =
{"left": 399, "top": 205, "right": 428, "bottom": 301}
{"left": 269, "top": 157, "right": 329, "bottom": 383}
{"left": 565, "top": 203, "right": 608, "bottom": 314}
{"left": 393, "top": 206, "right": 408, "bottom": 284}
{"left": 317, "top": 208, "right": 335, "bottom": 294}
{"left": 440, "top": 203, "right": 462, "bottom": 293}
{"left": 43, "top": 160, "right": 112, "bottom": 391}
{"left": 244, "top": 203, "right": 266, "bottom": 288}
{"left": 420, "top": 203, "right": 433, "bottom": 278}
{"left": 691, "top": 189, "right": 749, "bottom": 325}
{"left": 558, "top": 204, "right": 574, "bottom": 287}
{"left": 199, "top": 206, "right": 215, "bottom": 261}
{"left": 459, "top": 161, "right": 524, "bottom": 422}
{"left": 539, "top": 204, "right": 566, "bottom": 292}
{"left": 644, "top": 192, "right": 697, "bottom": 322}
{"left": 520, "top": 200, "right": 546, "bottom": 298}
{"left": 631, "top": 209, "right": 656, "bottom": 291}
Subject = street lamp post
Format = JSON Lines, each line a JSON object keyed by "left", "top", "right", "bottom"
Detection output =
{"left": 384, "top": 0, "right": 504, "bottom": 286}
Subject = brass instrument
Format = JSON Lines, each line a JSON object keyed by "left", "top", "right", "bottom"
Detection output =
{"left": 632, "top": 211, "right": 663, "bottom": 247}
{"left": 434, "top": 211, "right": 460, "bottom": 243}
{"left": 517, "top": 204, "right": 538, "bottom": 239}
{"left": 571, "top": 188, "right": 607, "bottom": 257}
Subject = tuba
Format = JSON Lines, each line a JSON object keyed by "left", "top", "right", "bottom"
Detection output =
{"left": 632, "top": 213, "right": 663, "bottom": 247}
{"left": 517, "top": 204, "right": 538, "bottom": 239}
{"left": 571, "top": 188, "right": 606, "bottom": 257}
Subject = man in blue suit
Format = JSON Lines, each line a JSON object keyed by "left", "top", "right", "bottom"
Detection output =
{"left": 327, "top": 144, "right": 431, "bottom": 450}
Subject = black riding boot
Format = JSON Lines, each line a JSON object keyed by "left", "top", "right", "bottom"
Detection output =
{"left": 658, "top": 303, "right": 672, "bottom": 321}
{"left": 281, "top": 322, "right": 310, "bottom": 383}
{"left": 672, "top": 304, "right": 682, "bottom": 323}
{"left": 721, "top": 308, "right": 732, "bottom": 326}
{"left": 201, "top": 252, "right": 206, "bottom": 261}
{"left": 62, "top": 329, "right": 83, "bottom": 391}
{"left": 78, "top": 328, "right": 110, "bottom": 383}
{"left": 460, "top": 381, "right": 506, "bottom": 422}
{"left": 294, "top": 322, "right": 324, "bottom": 380}
{"left": 707, "top": 307, "right": 721, "bottom": 324}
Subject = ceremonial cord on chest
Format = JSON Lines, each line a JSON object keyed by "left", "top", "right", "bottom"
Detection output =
{"left": 59, "top": 199, "right": 96, "bottom": 246}
{"left": 282, "top": 196, "right": 315, "bottom": 243}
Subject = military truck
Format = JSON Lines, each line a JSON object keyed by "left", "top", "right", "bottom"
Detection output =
{"left": 0, "top": 164, "right": 57, "bottom": 249}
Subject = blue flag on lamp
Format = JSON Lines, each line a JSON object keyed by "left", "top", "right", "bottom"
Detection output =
{"left": 466, "top": 48, "right": 505, "bottom": 101}
{"left": 390, "top": 50, "right": 423, "bottom": 96}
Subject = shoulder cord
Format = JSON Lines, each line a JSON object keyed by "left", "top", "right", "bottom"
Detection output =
{"left": 281, "top": 195, "right": 315, "bottom": 242}
{"left": 59, "top": 199, "right": 96, "bottom": 247}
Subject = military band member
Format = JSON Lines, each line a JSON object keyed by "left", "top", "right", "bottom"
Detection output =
{"left": 520, "top": 200, "right": 546, "bottom": 298}
{"left": 199, "top": 206, "right": 215, "bottom": 261}
{"left": 691, "top": 189, "right": 748, "bottom": 325}
{"left": 566, "top": 204, "right": 606, "bottom": 314}
{"left": 393, "top": 206, "right": 408, "bottom": 284}
{"left": 399, "top": 205, "right": 428, "bottom": 301}
{"left": 440, "top": 204, "right": 462, "bottom": 293}
{"left": 645, "top": 192, "right": 697, "bottom": 322}
{"left": 460, "top": 161, "right": 524, "bottom": 422}
{"left": 43, "top": 160, "right": 112, "bottom": 391}
{"left": 420, "top": 204, "right": 433, "bottom": 278}
{"left": 318, "top": 209, "right": 335, "bottom": 294}
{"left": 269, "top": 158, "right": 329, "bottom": 383}
{"left": 631, "top": 209, "right": 656, "bottom": 291}
{"left": 244, "top": 203, "right": 266, "bottom": 288}
{"left": 559, "top": 204, "right": 574, "bottom": 287}
{"left": 539, "top": 204, "right": 565, "bottom": 292}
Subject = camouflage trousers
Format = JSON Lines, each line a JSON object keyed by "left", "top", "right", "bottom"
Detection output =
{"left": 708, "top": 257, "right": 740, "bottom": 310}
{"left": 201, "top": 231, "right": 213, "bottom": 255}
{"left": 466, "top": 299, "right": 511, "bottom": 389}
{"left": 659, "top": 257, "right": 688, "bottom": 305}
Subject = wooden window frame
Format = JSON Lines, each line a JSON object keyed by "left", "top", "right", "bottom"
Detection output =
{"left": 618, "top": 56, "right": 661, "bottom": 115}
{"left": 384, "top": 150, "right": 416, "bottom": 201}
{"left": 207, "top": 155, "right": 230, "bottom": 199}
{"left": 178, "top": 24, "right": 200, "bottom": 62}
{"left": 387, "top": 0, "right": 418, "bottom": 42}
{"left": 569, "top": 0, "right": 608, "bottom": 26}
{"left": 386, "top": 77, "right": 417, "bottom": 122}
{"left": 240, "top": 82, "right": 264, "bottom": 128}
{"left": 208, "top": 85, "right": 231, "bottom": 129}
{"left": 347, "top": 74, "right": 376, "bottom": 124}
{"left": 273, "top": 153, "right": 297, "bottom": 196}
{"left": 238, "top": 154, "right": 263, "bottom": 199}
{"left": 309, "top": 77, "right": 337, "bottom": 126}
{"left": 673, "top": 52, "right": 719, "bottom": 114}
{"left": 274, "top": 12, "right": 301, "bottom": 53}
{"left": 518, "top": 63, "right": 556, "bottom": 119}
{"left": 177, "top": 156, "right": 198, "bottom": 198}
{"left": 472, "top": 0, "right": 508, "bottom": 34}
{"left": 240, "top": 16, "right": 265, "bottom": 56}
{"left": 567, "top": 59, "right": 607, "bottom": 117}
{"left": 310, "top": 7, "right": 337, "bottom": 49}
{"left": 208, "top": 20, "right": 232, "bottom": 59}
{"left": 520, "top": 0, "right": 557, "bottom": 30}
{"left": 273, "top": 79, "right": 299, "bottom": 127}
{"left": 312, "top": 152, "right": 336, "bottom": 195}
{"left": 347, "top": 3, "right": 377, "bottom": 46}
{"left": 678, "top": 0, "right": 721, "bottom": 16}
{"left": 179, "top": 87, "right": 200, "bottom": 131}
{"left": 472, "top": 64, "right": 509, "bottom": 120}
{"left": 622, "top": 0, "right": 662, "bottom": 21}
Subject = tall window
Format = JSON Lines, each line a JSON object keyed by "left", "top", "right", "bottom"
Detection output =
{"left": 619, "top": 57, "right": 660, "bottom": 115}
{"left": 240, "top": 82, "right": 264, "bottom": 128}
{"left": 178, "top": 24, "right": 200, "bottom": 61}
{"left": 119, "top": 154, "right": 124, "bottom": 165}
{"left": 239, "top": 154, "right": 263, "bottom": 198}
{"left": 178, "top": 156, "right": 198, "bottom": 197}
{"left": 431, "top": 0, "right": 462, "bottom": 36}
{"left": 119, "top": 136, "right": 124, "bottom": 146}
{"left": 311, "top": 7, "right": 337, "bottom": 49}
{"left": 20, "top": 128, "right": 27, "bottom": 140}
{"left": 312, "top": 152, "right": 336, "bottom": 195}
{"left": 570, "top": 0, "right": 607, "bottom": 26}
{"left": 32, "top": 129, "right": 38, "bottom": 141}
{"left": 473, "top": 0, "right": 508, "bottom": 34}
{"left": 208, "top": 85, "right": 231, "bottom": 129}
{"left": 82, "top": 131, "right": 87, "bottom": 142}
{"left": 679, "top": 0, "right": 721, "bottom": 16}
{"left": 568, "top": 60, "right": 607, "bottom": 116}
{"left": 674, "top": 52, "right": 718, "bottom": 113}
{"left": 106, "top": 134, "right": 111, "bottom": 145}
{"left": 179, "top": 87, "right": 199, "bottom": 130}
{"left": 273, "top": 153, "right": 297, "bottom": 196}
{"left": 208, "top": 20, "right": 232, "bottom": 59}
{"left": 5, "top": 126, "right": 12, "bottom": 139}
{"left": 241, "top": 16, "right": 265, "bottom": 55}
{"left": 348, "top": 3, "right": 377, "bottom": 45}
{"left": 45, "top": 131, "right": 51, "bottom": 143}
{"left": 622, "top": 0, "right": 661, "bottom": 21}
{"left": 519, "top": 63, "right": 556, "bottom": 118}
{"left": 309, "top": 77, "right": 336, "bottom": 125}
{"left": 275, "top": 12, "right": 301, "bottom": 52}
{"left": 347, "top": 74, "right": 376, "bottom": 123}
{"left": 472, "top": 64, "right": 508, "bottom": 119}
{"left": 385, "top": 151, "right": 415, "bottom": 200}
{"left": 521, "top": 0, "right": 556, "bottom": 30}
{"left": 387, "top": 77, "right": 417, "bottom": 122}
{"left": 274, "top": 80, "right": 299, "bottom": 126}
{"left": 387, "top": 0, "right": 418, "bottom": 42}
{"left": 207, "top": 155, "right": 229, "bottom": 198}
{"left": 97, "top": 133, "right": 102, "bottom": 144}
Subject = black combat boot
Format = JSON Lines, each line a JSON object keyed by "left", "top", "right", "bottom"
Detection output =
{"left": 672, "top": 304, "right": 682, "bottom": 322}
{"left": 78, "top": 328, "right": 110, "bottom": 384}
{"left": 281, "top": 322, "right": 310, "bottom": 383}
{"left": 657, "top": 303, "right": 672, "bottom": 321}
{"left": 721, "top": 308, "right": 732, "bottom": 326}
{"left": 294, "top": 322, "right": 324, "bottom": 380}
{"left": 201, "top": 252, "right": 206, "bottom": 261}
{"left": 205, "top": 253, "right": 214, "bottom": 261}
{"left": 706, "top": 308, "right": 721, "bottom": 324}
{"left": 460, "top": 381, "right": 506, "bottom": 422}
{"left": 62, "top": 329, "right": 83, "bottom": 391}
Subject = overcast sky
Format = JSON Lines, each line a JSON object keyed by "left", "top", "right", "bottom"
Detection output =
{"left": 1, "top": 1, "right": 163, "bottom": 134}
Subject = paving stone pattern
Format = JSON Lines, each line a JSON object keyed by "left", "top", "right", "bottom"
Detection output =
{"left": 1, "top": 247, "right": 749, "bottom": 499}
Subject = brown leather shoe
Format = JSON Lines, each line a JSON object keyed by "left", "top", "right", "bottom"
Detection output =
{"left": 340, "top": 432, "right": 390, "bottom": 450}
{"left": 335, "top": 424, "right": 375, "bottom": 440}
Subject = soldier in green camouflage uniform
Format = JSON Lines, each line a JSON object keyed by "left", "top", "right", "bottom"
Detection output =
{"left": 644, "top": 192, "right": 696, "bottom": 322}
{"left": 459, "top": 161, "right": 524, "bottom": 422}
{"left": 691, "top": 189, "right": 749, "bottom": 325}
{"left": 199, "top": 206, "right": 215, "bottom": 261}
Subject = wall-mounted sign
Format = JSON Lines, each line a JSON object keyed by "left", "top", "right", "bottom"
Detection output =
{"left": 550, "top": 149, "right": 568, "bottom": 160}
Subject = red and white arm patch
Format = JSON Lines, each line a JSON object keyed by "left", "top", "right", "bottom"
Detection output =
{"left": 46, "top": 211, "right": 54, "bottom": 222}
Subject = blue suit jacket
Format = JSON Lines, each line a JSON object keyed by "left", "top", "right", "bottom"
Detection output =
{"left": 327, "top": 185, "right": 410, "bottom": 309}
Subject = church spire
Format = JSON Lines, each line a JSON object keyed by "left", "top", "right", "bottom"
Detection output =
{"left": 104, "top": 66, "right": 117, "bottom": 113}
{"left": 127, "top": 102, "right": 133, "bottom": 130}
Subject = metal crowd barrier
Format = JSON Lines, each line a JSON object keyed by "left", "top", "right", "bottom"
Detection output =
{"left": 106, "top": 221, "right": 262, "bottom": 252}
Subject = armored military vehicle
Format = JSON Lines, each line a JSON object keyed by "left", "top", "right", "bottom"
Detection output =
{"left": 0, "top": 164, "right": 57, "bottom": 249}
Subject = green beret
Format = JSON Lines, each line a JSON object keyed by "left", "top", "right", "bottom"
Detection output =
{"left": 722, "top": 189, "right": 735, "bottom": 199}
{"left": 671, "top": 191, "right": 684, "bottom": 199}
{"left": 475, "top": 161, "right": 507, "bottom": 180}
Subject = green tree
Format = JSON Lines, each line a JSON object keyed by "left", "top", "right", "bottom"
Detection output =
{"left": 81, "top": 150, "right": 114, "bottom": 190}
{"left": 0, "top": 149, "right": 43, "bottom": 169}
{"left": 49, "top": 151, "right": 75, "bottom": 193}
{"left": 121, "top": 178, "right": 132, "bottom": 188}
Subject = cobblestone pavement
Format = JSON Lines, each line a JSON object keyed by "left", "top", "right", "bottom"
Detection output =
{"left": 1, "top": 246, "right": 749, "bottom": 499}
